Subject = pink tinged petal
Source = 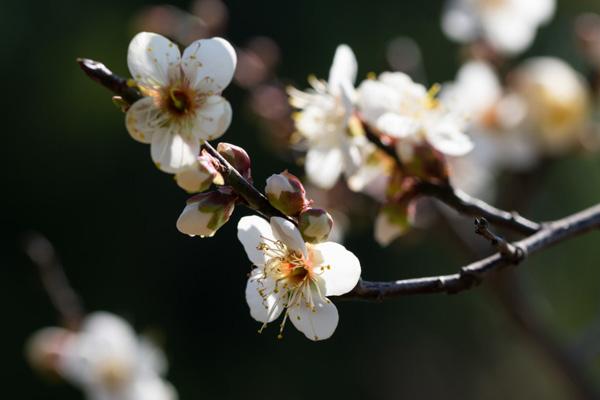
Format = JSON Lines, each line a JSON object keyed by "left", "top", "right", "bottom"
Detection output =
{"left": 288, "top": 293, "right": 339, "bottom": 341}
{"left": 425, "top": 122, "right": 473, "bottom": 157}
{"left": 193, "top": 95, "right": 232, "bottom": 140}
{"left": 305, "top": 146, "right": 344, "bottom": 189}
{"left": 245, "top": 271, "right": 284, "bottom": 323}
{"left": 150, "top": 133, "right": 199, "bottom": 174}
{"left": 310, "top": 242, "right": 361, "bottom": 297}
{"left": 328, "top": 44, "right": 357, "bottom": 98}
{"left": 237, "top": 216, "right": 275, "bottom": 267}
{"left": 125, "top": 97, "right": 161, "bottom": 144}
{"left": 376, "top": 112, "right": 420, "bottom": 139}
{"left": 270, "top": 217, "right": 307, "bottom": 258}
{"left": 374, "top": 210, "right": 408, "bottom": 246}
{"left": 181, "top": 37, "right": 237, "bottom": 93}
{"left": 127, "top": 32, "right": 181, "bottom": 87}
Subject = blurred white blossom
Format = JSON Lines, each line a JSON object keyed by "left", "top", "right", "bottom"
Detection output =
{"left": 237, "top": 216, "right": 361, "bottom": 341}
{"left": 27, "top": 312, "right": 177, "bottom": 400}
{"left": 126, "top": 32, "right": 236, "bottom": 173}
{"left": 358, "top": 72, "right": 473, "bottom": 160}
{"left": 288, "top": 45, "right": 366, "bottom": 189}
{"left": 442, "top": 0, "right": 555, "bottom": 55}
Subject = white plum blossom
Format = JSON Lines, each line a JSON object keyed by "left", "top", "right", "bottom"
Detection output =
{"left": 237, "top": 216, "right": 361, "bottom": 341}
{"left": 441, "top": 60, "right": 535, "bottom": 198}
{"left": 288, "top": 45, "right": 366, "bottom": 189}
{"left": 442, "top": 0, "right": 555, "bottom": 55}
{"left": 512, "top": 57, "right": 591, "bottom": 154}
{"left": 27, "top": 312, "right": 177, "bottom": 400}
{"left": 126, "top": 32, "right": 236, "bottom": 173}
{"left": 358, "top": 72, "right": 473, "bottom": 161}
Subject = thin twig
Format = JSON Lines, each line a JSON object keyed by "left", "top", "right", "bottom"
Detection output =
{"left": 474, "top": 217, "right": 524, "bottom": 263}
{"left": 78, "top": 58, "right": 600, "bottom": 303}
{"left": 363, "top": 121, "right": 541, "bottom": 235}
{"left": 342, "top": 203, "right": 600, "bottom": 300}
{"left": 22, "top": 232, "right": 84, "bottom": 329}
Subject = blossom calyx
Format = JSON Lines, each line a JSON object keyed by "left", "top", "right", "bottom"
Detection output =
{"left": 298, "top": 208, "right": 334, "bottom": 243}
{"left": 175, "top": 151, "right": 222, "bottom": 193}
{"left": 176, "top": 190, "right": 237, "bottom": 237}
{"left": 265, "top": 171, "right": 310, "bottom": 216}
{"left": 217, "top": 142, "right": 252, "bottom": 179}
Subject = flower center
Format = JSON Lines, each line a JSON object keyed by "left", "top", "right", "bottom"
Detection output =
{"left": 166, "top": 87, "right": 193, "bottom": 116}
{"left": 255, "top": 238, "right": 329, "bottom": 339}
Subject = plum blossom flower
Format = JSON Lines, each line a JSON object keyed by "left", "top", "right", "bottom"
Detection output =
{"left": 358, "top": 72, "right": 473, "bottom": 161}
{"left": 441, "top": 0, "right": 555, "bottom": 55}
{"left": 125, "top": 32, "right": 236, "bottom": 173}
{"left": 512, "top": 57, "right": 591, "bottom": 154}
{"left": 237, "top": 216, "right": 361, "bottom": 341}
{"left": 288, "top": 44, "right": 366, "bottom": 189}
{"left": 441, "top": 60, "right": 535, "bottom": 198}
{"left": 27, "top": 312, "right": 177, "bottom": 400}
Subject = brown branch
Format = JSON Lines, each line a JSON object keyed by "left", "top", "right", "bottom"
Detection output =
{"left": 474, "top": 217, "right": 525, "bottom": 263}
{"left": 77, "top": 58, "right": 290, "bottom": 222}
{"left": 343, "top": 203, "right": 600, "bottom": 300}
{"left": 363, "top": 121, "right": 541, "bottom": 235}
{"left": 22, "top": 232, "right": 84, "bottom": 330}
{"left": 78, "top": 57, "right": 600, "bottom": 305}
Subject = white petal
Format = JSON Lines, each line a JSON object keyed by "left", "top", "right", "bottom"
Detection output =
{"left": 376, "top": 112, "right": 420, "bottom": 139}
{"left": 237, "top": 216, "right": 275, "bottom": 267}
{"left": 310, "top": 242, "right": 361, "bottom": 296}
{"left": 175, "top": 164, "right": 212, "bottom": 193}
{"left": 181, "top": 37, "right": 237, "bottom": 93}
{"left": 245, "top": 270, "right": 284, "bottom": 323}
{"left": 128, "top": 32, "right": 181, "bottom": 87}
{"left": 193, "top": 95, "right": 232, "bottom": 140}
{"left": 150, "top": 133, "right": 199, "bottom": 173}
{"left": 126, "top": 379, "right": 178, "bottom": 400}
{"left": 483, "top": 13, "right": 535, "bottom": 54}
{"left": 357, "top": 79, "right": 400, "bottom": 125}
{"left": 270, "top": 217, "right": 307, "bottom": 258}
{"left": 441, "top": 1, "right": 478, "bottom": 43}
{"left": 374, "top": 211, "right": 407, "bottom": 246}
{"left": 176, "top": 203, "right": 214, "bottom": 237}
{"left": 125, "top": 97, "right": 160, "bottom": 144}
{"left": 305, "top": 145, "right": 344, "bottom": 189}
{"left": 328, "top": 44, "right": 357, "bottom": 98}
{"left": 289, "top": 294, "right": 339, "bottom": 341}
{"left": 425, "top": 119, "right": 473, "bottom": 156}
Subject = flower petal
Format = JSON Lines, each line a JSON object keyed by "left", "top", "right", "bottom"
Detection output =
{"left": 376, "top": 112, "right": 420, "bottom": 139}
{"left": 150, "top": 132, "right": 199, "bottom": 173}
{"left": 270, "top": 217, "right": 307, "bottom": 258}
{"left": 181, "top": 37, "right": 237, "bottom": 93}
{"left": 193, "top": 95, "right": 232, "bottom": 140}
{"left": 305, "top": 145, "right": 344, "bottom": 189}
{"left": 310, "top": 242, "right": 361, "bottom": 296}
{"left": 289, "top": 294, "right": 339, "bottom": 341}
{"left": 237, "top": 216, "right": 275, "bottom": 267}
{"left": 245, "top": 270, "right": 284, "bottom": 323}
{"left": 128, "top": 32, "right": 181, "bottom": 87}
{"left": 425, "top": 120, "right": 473, "bottom": 156}
{"left": 125, "top": 97, "right": 161, "bottom": 144}
{"left": 328, "top": 44, "right": 357, "bottom": 98}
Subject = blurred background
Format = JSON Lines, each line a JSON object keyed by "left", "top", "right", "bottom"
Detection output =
{"left": 3, "top": 0, "right": 600, "bottom": 398}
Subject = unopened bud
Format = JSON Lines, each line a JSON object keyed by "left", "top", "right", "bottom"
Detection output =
{"left": 175, "top": 152, "right": 222, "bottom": 193}
{"left": 265, "top": 171, "right": 309, "bottom": 216}
{"left": 298, "top": 208, "right": 333, "bottom": 243}
{"left": 26, "top": 327, "right": 71, "bottom": 377}
{"left": 176, "top": 191, "right": 236, "bottom": 238}
{"left": 374, "top": 203, "right": 410, "bottom": 246}
{"left": 217, "top": 143, "right": 252, "bottom": 179}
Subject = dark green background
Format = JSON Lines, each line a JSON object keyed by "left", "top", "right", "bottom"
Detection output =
{"left": 3, "top": 0, "right": 600, "bottom": 398}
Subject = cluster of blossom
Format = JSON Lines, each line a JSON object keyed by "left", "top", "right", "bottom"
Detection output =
{"left": 121, "top": 32, "right": 361, "bottom": 341}
{"left": 27, "top": 312, "right": 177, "bottom": 400}
{"left": 283, "top": 0, "right": 599, "bottom": 244}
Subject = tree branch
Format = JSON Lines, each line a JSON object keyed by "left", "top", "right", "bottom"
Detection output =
{"left": 363, "top": 121, "right": 541, "bottom": 235}
{"left": 22, "top": 232, "right": 84, "bottom": 329}
{"left": 78, "top": 58, "right": 600, "bottom": 304}
{"left": 343, "top": 203, "right": 600, "bottom": 300}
